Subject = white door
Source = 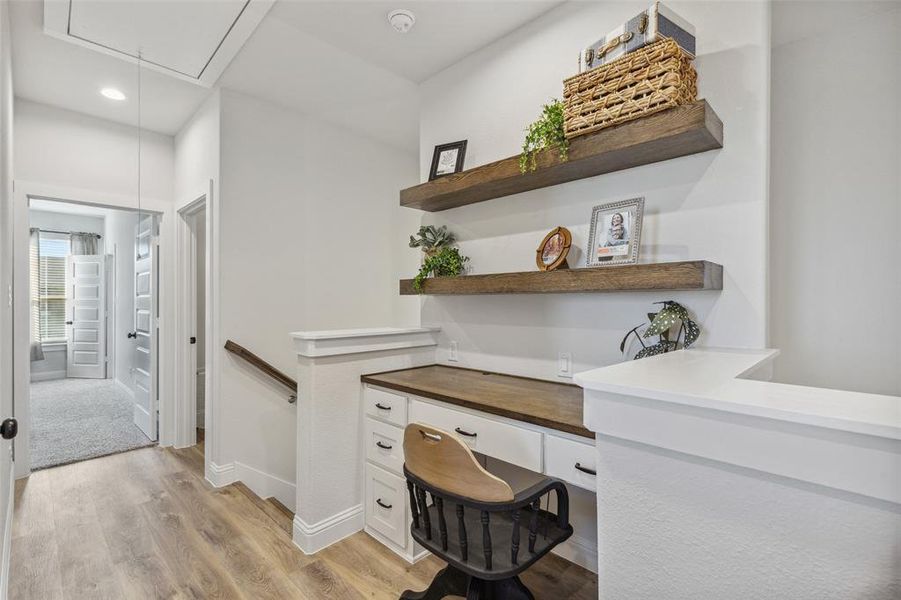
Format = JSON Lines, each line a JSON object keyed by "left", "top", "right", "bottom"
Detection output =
{"left": 65, "top": 255, "right": 106, "bottom": 379}
{"left": 132, "top": 215, "right": 158, "bottom": 440}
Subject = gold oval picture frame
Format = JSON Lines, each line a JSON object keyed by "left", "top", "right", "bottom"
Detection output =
{"left": 536, "top": 226, "right": 572, "bottom": 271}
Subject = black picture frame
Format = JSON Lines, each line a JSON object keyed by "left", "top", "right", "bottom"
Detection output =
{"left": 428, "top": 140, "right": 467, "bottom": 181}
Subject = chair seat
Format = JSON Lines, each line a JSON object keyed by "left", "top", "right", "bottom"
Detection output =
{"left": 411, "top": 503, "right": 573, "bottom": 581}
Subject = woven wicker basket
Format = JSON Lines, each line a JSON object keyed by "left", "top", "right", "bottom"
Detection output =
{"left": 563, "top": 37, "right": 697, "bottom": 139}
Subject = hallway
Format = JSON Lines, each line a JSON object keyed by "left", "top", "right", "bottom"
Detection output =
{"left": 30, "top": 378, "right": 154, "bottom": 470}
{"left": 9, "top": 444, "right": 598, "bottom": 599}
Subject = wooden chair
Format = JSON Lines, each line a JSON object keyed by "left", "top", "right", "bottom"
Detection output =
{"left": 401, "top": 423, "right": 573, "bottom": 600}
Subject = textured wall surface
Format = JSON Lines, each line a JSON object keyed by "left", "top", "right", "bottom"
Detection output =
{"left": 596, "top": 437, "right": 901, "bottom": 599}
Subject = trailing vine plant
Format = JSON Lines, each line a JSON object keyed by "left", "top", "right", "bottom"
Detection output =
{"left": 520, "top": 99, "right": 569, "bottom": 173}
{"left": 620, "top": 301, "right": 701, "bottom": 360}
{"left": 412, "top": 247, "right": 469, "bottom": 293}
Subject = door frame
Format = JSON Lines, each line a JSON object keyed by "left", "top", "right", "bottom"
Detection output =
{"left": 12, "top": 180, "right": 174, "bottom": 478}
{"left": 174, "top": 180, "right": 218, "bottom": 484}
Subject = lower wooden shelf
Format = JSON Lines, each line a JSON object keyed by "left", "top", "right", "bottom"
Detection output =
{"left": 399, "top": 260, "right": 723, "bottom": 295}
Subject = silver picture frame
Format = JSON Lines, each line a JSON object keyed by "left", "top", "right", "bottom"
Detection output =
{"left": 585, "top": 197, "right": 645, "bottom": 267}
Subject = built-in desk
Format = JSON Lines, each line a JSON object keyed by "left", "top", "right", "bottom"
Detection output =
{"left": 361, "top": 365, "right": 592, "bottom": 438}
{"left": 359, "top": 365, "right": 597, "bottom": 568}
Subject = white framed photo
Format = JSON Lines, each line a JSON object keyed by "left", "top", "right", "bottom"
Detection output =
{"left": 586, "top": 197, "right": 644, "bottom": 267}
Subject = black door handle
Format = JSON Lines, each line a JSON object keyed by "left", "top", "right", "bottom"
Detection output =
{"left": 375, "top": 441, "right": 393, "bottom": 450}
{"left": 574, "top": 463, "right": 596, "bottom": 476}
{"left": 376, "top": 499, "right": 392, "bottom": 510}
{"left": 0, "top": 418, "right": 18, "bottom": 440}
{"left": 189, "top": 337, "right": 197, "bottom": 345}
{"left": 454, "top": 427, "right": 477, "bottom": 438}
{"left": 127, "top": 331, "right": 137, "bottom": 339}
{"left": 65, "top": 321, "right": 73, "bottom": 325}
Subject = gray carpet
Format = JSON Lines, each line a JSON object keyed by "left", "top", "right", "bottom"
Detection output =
{"left": 30, "top": 378, "right": 155, "bottom": 471}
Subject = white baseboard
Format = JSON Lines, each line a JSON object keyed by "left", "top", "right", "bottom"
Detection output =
{"left": 552, "top": 532, "right": 598, "bottom": 574}
{"left": 0, "top": 467, "right": 13, "bottom": 600}
{"left": 206, "top": 461, "right": 236, "bottom": 488}
{"left": 30, "top": 370, "right": 65, "bottom": 382}
{"left": 115, "top": 378, "right": 135, "bottom": 401}
{"left": 293, "top": 504, "right": 364, "bottom": 555}
{"left": 234, "top": 462, "right": 296, "bottom": 511}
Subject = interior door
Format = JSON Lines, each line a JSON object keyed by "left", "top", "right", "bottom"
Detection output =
{"left": 65, "top": 254, "right": 107, "bottom": 379}
{"left": 132, "top": 215, "right": 158, "bottom": 440}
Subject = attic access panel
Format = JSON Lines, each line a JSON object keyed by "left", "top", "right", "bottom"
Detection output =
{"left": 43, "top": 0, "right": 273, "bottom": 87}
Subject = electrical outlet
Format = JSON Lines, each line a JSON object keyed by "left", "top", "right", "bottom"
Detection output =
{"left": 449, "top": 341, "right": 459, "bottom": 362}
{"left": 558, "top": 352, "right": 573, "bottom": 378}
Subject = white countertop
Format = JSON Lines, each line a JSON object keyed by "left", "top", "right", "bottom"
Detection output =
{"left": 290, "top": 326, "right": 440, "bottom": 358}
{"left": 575, "top": 348, "right": 901, "bottom": 439}
{"left": 290, "top": 327, "right": 439, "bottom": 340}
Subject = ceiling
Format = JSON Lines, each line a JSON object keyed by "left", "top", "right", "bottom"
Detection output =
{"left": 11, "top": 0, "right": 563, "bottom": 147}
{"left": 269, "top": 1, "right": 561, "bottom": 83}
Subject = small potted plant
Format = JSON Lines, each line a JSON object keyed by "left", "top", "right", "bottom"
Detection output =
{"left": 620, "top": 301, "right": 701, "bottom": 360}
{"left": 409, "top": 225, "right": 456, "bottom": 259}
{"left": 409, "top": 226, "right": 469, "bottom": 293}
{"left": 520, "top": 99, "right": 569, "bottom": 174}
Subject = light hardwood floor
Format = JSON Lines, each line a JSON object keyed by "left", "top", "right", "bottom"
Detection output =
{"left": 9, "top": 444, "right": 598, "bottom": 599}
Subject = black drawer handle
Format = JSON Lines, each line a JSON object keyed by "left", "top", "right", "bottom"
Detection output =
{"left": 375, "top": 403, "right": 392, "bottom": 411}
{"left": 454, "top": 427, "right": 477, "bottom": 438}
{"left": 376, "top": 498, "right": 392, "bottom": 510}
{"left": 375, "top": 441, "right": 393, "bottom": 450}
{"left": 574, "top": 463, "right": 596, "bottom": 476}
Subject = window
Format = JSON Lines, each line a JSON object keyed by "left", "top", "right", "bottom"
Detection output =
{"left": 30, "top": 232, "right": 70, "bottom": 342}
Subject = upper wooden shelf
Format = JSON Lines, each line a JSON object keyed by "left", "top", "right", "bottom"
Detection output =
{"left": 401, "top": 100, "right": 723, "bottom": 212}
{"left": 399, "top": 260, "right": 723, "bottom": 295}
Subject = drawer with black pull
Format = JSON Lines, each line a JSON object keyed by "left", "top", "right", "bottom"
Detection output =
{"left": 544, "top": 434, "right": 597, "bottom": 492}
{"left": 363, "top": 385, "right": 408, "bottom": 427}
{"left": 409, "top": 398, "right": 542, "bottom": 472}
{"left": 365, "top": 417, "right": 405, "bottom": 475}
{"left": 365, "top": 463, "right": 407, "bottom": 547}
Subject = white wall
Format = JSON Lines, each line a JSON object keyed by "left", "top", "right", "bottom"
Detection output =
{"left": 14, "top": 99, "right": 173, "bottom": 202}
{"left": 27, "top": 209, "right": 105, "bottom": 382}
{"left": 213, "top": 89, "right": 418, "bottom": 497}
{"left": 103, "top": 208, "right": 136, "bottom": 392}
{"left": 417, "top": 1, "right": 771, "bottom": 382}
{"left": 770, "top": 2, "right": 901, "bottom": 396}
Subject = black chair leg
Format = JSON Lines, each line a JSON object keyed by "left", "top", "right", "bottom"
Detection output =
{"left": 400, "top": 565, "right": 469, "bottom": 600}
{"left": 462, "top": 575, "right": 534, "bottom": 600}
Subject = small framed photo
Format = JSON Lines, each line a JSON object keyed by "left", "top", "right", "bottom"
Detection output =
{"left": 536, "top": 226, "right": 572, "bottom": 271}
{"left": 429, "top": 140, "right": 467, "bottom": 181}
{"left": 586, "top": 197, "right": 644, "bottom": 267}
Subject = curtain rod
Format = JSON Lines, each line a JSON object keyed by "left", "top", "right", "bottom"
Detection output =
{"left": 34, "top": 227, "right": 102, "bottom": 239}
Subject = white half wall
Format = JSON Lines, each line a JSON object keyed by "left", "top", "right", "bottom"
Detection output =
{"left": 769, "top": 2, "right": 901, "bottom": 396}
{"left": 104, "top": 208, "right": 136, "bottom": 391}
{"left": 417, "top": 0, "right": 771, "bottom": 381}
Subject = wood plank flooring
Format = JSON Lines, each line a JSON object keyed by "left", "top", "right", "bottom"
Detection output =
{"left": 10, "top": 444, "right": 598, "bottom": 599}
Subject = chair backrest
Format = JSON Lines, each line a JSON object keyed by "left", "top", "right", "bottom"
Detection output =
{"left": 403, "top": 423, "right": 514, "bottom": 503}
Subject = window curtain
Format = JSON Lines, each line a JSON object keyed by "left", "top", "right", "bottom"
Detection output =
{"left": 70, "top": 232, "right": 98, "bottom": 255}
{"left": 29, "top": 228, "right": 45, "bottom": 362}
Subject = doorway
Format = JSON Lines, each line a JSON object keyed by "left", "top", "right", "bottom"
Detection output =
{"left": 25, "top": 198, "right": 159, "bottom": 470}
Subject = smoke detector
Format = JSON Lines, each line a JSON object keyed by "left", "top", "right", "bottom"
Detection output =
{"left": 387, "top": 9, "right": 415, "bottom": 34}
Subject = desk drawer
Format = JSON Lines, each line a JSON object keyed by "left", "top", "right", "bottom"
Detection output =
{"left": 365, "top": 417, "right": 405, "bottom": 475}
{"left": 365, "top": 464, "right": 407, "bottom": 548}
{"left": 364, "top": 386, "right": 408, "bottom": 427}
{"left": 409, "top": 399, "right": 542, "bottom": 472}
{"left": 545, "top": 434, "right": 597, "bottom": 492}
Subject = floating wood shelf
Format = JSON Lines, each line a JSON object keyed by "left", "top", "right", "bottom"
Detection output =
{"left": 401, "top": 100, "right": 723, "bottom": 212}
{"left": 399, "top": 261, "right": 722, "bottom": 295}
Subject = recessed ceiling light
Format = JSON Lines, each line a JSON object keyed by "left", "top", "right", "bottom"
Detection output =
{"left": 100, "top": 87, "right": 126, "bottom": 101}
{"left": 387, "top": 9, "right": 415, "bottom": 34}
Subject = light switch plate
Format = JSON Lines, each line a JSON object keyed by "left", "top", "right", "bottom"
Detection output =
{"left": 558, "top": 352, "right": 572, "bottom": 378}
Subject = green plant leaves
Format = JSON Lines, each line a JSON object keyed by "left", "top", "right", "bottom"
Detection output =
{"left": 409, "top": 225, "right": 455, "bottom": 251}
{"left": 520, "top": 100, "right": 569, "bottom": 174}
{"left": 412, "top": 247, "right": 470, "bottom": 293}
{"left": 625, "top": 300, "right": 702, "bottom": 359}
